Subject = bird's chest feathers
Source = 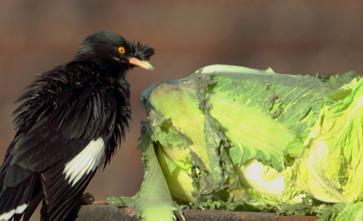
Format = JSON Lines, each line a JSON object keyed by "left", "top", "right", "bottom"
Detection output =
{"left": 63, "top": 138, "right": 105, "bottom": 186}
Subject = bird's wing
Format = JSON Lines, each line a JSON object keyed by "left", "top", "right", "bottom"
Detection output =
{"left": 11, "top": 86, "right": 117, "bottom": 171}
{"left": 0, "top": 68, "right": 128, "bottom": 220}
{"left": 1, "top": 81, "right": 119, "bottom": 220}
{"left": 39, "top": 161, "right": 97, "bottom": 221}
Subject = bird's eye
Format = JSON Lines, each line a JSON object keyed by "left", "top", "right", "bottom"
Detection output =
{"left": 118, "top": 46, "right": 126, "bottom": 54}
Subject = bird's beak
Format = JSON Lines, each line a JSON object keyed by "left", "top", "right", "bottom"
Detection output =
{"left": 128, "top": 57, "right": 154, "bottom": 71}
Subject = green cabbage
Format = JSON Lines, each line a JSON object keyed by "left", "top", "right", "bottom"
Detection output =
{"left": 298, "top": 77, "right": 363, "bottom": 203}
{"left": 110, "top": 64, "right": 363, "bottom": 221}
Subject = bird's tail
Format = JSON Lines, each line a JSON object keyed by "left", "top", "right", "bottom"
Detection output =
{"left": 0, "top": 174, "right": 39, "bottom": 221}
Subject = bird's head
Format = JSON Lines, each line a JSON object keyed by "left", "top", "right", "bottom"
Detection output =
{"left": 75, "top": 31, "right": 154, "bottom": 72}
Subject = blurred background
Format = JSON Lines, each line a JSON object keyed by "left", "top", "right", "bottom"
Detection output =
{"left": 1, "top": 1, "right": 363, "bottom": 220}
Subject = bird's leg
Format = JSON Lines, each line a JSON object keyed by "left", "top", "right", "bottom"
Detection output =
{"left": 80, "top": 192, "right": 108, "bottom": 205}
{"left": 80, "top": 192, "right": 95, "bottom": 205}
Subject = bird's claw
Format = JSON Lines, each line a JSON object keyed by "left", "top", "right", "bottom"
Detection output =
{"left": 80, "top": 192, "right": 95, "bottom": 205}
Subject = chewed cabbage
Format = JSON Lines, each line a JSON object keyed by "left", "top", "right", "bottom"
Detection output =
{"left": 110, "top": 64, "right": 363, "bottom": 221}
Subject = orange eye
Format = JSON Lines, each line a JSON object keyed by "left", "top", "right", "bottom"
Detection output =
{"left": 118, "top": 46, "right": 126, "bottom": 54}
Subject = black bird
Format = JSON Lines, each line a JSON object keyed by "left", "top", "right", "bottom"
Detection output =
{"left": 0, "top": 31, "right": 154, "bottom": 221}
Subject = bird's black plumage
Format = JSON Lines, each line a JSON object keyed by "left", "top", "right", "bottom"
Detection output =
{"left": 0, "top": 31, "right": 154, "bottom": 221}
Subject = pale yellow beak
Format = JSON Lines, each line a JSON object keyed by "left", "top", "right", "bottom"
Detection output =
{"left": 128, "top": 57, "right": 154, "bottom": 70}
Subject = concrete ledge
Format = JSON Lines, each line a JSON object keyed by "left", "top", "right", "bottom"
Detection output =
{"left": 77, "top": 204, "right": 316, "bottom": 221}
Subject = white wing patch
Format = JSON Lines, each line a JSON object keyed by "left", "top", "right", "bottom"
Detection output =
{"left": 0, "top": 203, "right": 27, "bottom": 220}
{"left": 64, "top": 138, "right": 105, "bottom": 186}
